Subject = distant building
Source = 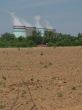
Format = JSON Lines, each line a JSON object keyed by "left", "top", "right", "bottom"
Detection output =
{"left": 13, "top": 26, "right": 56, "bottom": 37}
{"left": 13, "top": 26, "right": 27, "bottom": 38}
{"left": 26, "top": 27, "right": 36, "bottom": 36}
{"left": 13, "top": 26, "right": 36, "bottom": 37}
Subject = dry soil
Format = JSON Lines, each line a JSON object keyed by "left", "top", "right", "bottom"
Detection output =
{"left": 0, "top": 47, "right": 82, "bottom": 110}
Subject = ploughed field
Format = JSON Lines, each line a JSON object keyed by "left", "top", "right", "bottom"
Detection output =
{"left": 0, "top": 47, "right": 82, "bottom": 110}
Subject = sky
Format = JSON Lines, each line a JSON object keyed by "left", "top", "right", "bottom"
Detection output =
{"left": 0, "top": 0, "right": 82, "bottom": 35}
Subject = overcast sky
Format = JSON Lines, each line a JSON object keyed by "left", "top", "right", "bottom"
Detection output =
{"left": 0, "top": 0, "right": 82, "bottom": 35}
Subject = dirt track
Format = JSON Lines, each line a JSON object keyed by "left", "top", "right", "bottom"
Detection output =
{"left": 0, "top": 47, "right": 82, "bottom": 110}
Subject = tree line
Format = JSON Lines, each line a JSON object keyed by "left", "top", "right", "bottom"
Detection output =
{"left": 0, "top": 31, "right": 82, "bottom": 47}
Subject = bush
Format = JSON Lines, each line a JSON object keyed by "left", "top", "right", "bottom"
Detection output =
{"left": 0, "top": 31, "right": 82, "bottom": 47}
{"left": 47, "top": 42, "right": 54, "bottom": 47}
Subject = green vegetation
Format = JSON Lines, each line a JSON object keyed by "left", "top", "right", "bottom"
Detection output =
{"left": 48, "top": 62, "right": 53, "bottom": 66}
{"left": 43, "top": 65, "right": 48, "bottom": 68}
{"left": 71, "top": 86, "right": 77, "bottom": 90}
{"left": 57, "top": 92, "right": 63, "bottom": 97}
{"left": 0, "top": 104, "right": 5, "bottom": 109}
{"left": 0, "top": 31, "right": 82, "bottom": 47}
{"left": 40, "top": 51, "right": 44, "bottom": 56}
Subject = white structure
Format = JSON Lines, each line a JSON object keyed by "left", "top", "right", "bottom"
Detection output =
{"left": 11, "top": 14, "right": 56, "bottom": 37}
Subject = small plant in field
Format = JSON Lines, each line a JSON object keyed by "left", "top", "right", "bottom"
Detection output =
{"left": 30, "top": 77, "right": 34, "bottom": 82}
{"left": 0, "top": 104, "right": 5, "bottom": 109}
{"left": 52, "top": 76, "right": 57, "bottom": 80}
{"left": 63, "top": 81, "right": 67, "bottom": 84}
{"left": 0, "top": 81, "right": 5, "bottom": 87}
{"left": 72, "top": 86, "right": 77, "bottom": 90}
{"left": 40, "top": 51, "right": 44, "bottom": 56}
{"left": 52, "top": 76, "right": 60, "bottom": 80}
{"left": 48, "top": 62, "right": 53, "bottom": 66}
{"left": 2, "top": 76, "right": 6, "bottom": 81}
{"left": 17, "top": 48, "right": 20, "bottom": 51}
{"left": 57, "top": 92, "right": 63, "bottom": 97}
{"left": 43, "top": 65, "right": 48, "bottom": 68}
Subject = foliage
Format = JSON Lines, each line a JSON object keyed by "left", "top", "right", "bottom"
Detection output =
{"left": 0, "top": 31, "right": 82, "bottom": 47}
